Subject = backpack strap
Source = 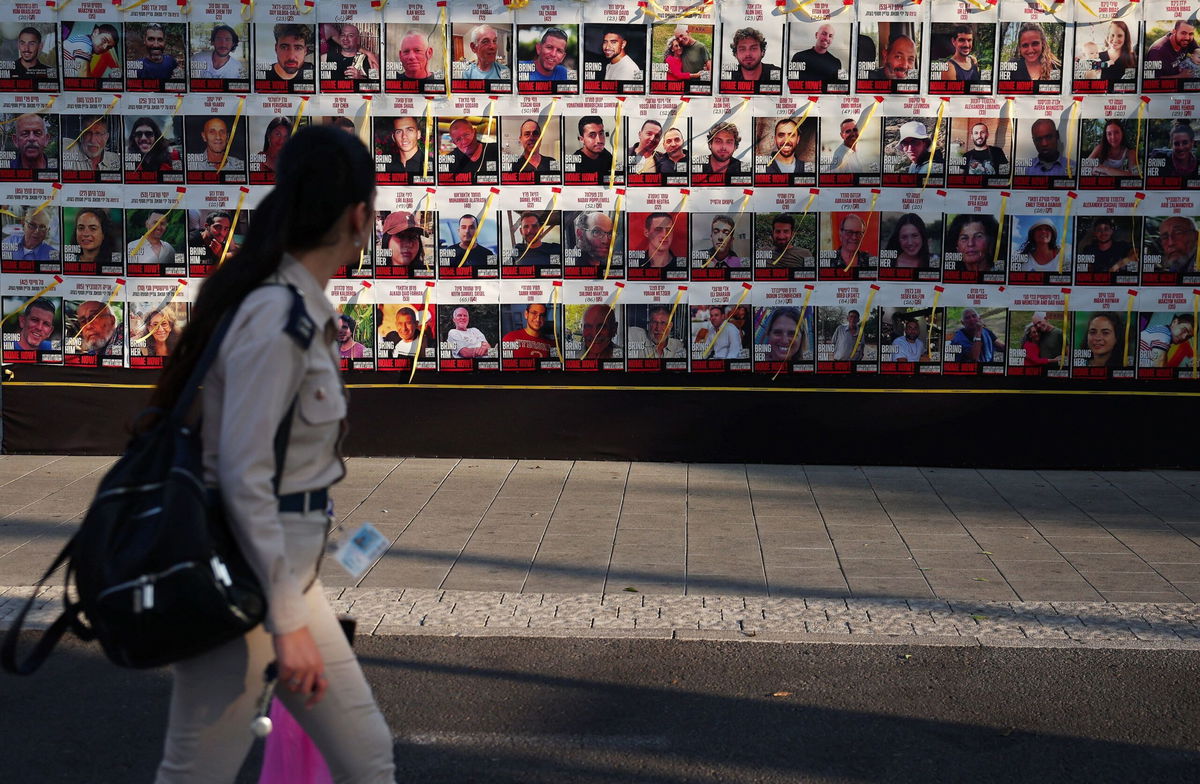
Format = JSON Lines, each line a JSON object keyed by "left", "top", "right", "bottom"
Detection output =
{"left": 0, "top": 538, "right": 82, "bottom": 675}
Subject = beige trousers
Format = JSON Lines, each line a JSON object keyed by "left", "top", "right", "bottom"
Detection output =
{"left": 155, "top": 511, "right": 395, "bottom": 783}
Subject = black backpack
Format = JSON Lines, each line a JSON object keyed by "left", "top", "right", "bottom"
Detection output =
{"left": 2, "top": 284, "right": 311, "bottom": 674}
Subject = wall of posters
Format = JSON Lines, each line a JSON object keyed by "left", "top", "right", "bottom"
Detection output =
{"left": 0, "top": 0, "right": 1197, "bottom": 397}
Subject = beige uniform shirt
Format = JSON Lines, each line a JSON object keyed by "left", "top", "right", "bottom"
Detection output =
{"left": 202, "top": 257, "right": 346, "bottom": 635}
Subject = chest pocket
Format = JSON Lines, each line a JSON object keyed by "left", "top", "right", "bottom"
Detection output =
{"left": 297, "top": 352, "right": 347, "bottom": 425}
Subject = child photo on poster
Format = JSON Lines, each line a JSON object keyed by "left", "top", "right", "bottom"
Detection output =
{"left": 61, "top": 21, "right": 122, "bottom": 91}
{"left": 1137, "top": 311, "right": 1195, "bottom": 378}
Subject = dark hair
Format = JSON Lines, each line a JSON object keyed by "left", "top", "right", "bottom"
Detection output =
{"left": 19, "top": 26, "right": 42, "bottom": 44}
{"left": 95, "top": 23, "right": 119, "bottom": 41}
{"left": 260, "top": 117, "right": 292, "bottom": 156}
{"left": 885, "top": 213, "right": 932, "bottom": 267}
{"left": 644, "top": 211, "right": 671, "bottom": 232}
{"left": 273, "top": 24, "right": 310, "bottom": 45}
{"left": 25, "top": 296, "right": 55, "bottom": 317}
{"left": 1082, "top": 312, "right": 1124, "bottom": 368}
{"left": 1019, "top": 221, "right": 1060, "bottom": 257}
{"left": 1096, "top": 119, "right": 1131, "bottom": 162}
{"left": 1171, "top": 123, "right": 1195, "bottom": 142}
{"left": 1107, "top": 21, "right": 1135, "bottom": 71}
{"left": 127, "top": 116, "right": 173, "bottom": 173}
{"left": 772, "top": 213, "right": 795, "bottom": 228}
{"left": 541, "top": 27, "right": 568, "bottom": 45}
{"left": 74, "top": 209, "right": 116, "bottom": 263}
{"left": 143, "top": 307, "right": 180, "bottom": 357}
{"left": 578, "top": 115, "right": 603, "bottom": 136}
{"left": 730, "top": 28, "right": 767, "bottom": 55}
{"left": 951, "top": 25, "right": 972, "bottom": 39}
{"left": 152, "top": 126, "right": 374, "bottom": 408}
{"left": 338, "top": 313, "right": 354, "bottom": 329}
{"left": 947, "top": 213, "right": 999, "bottom": 267}
{"left": 205, "top": 210, "right": 232, "bottom": 226}
{"left": 210, "top": 24, "right": 240, "bottom": 50}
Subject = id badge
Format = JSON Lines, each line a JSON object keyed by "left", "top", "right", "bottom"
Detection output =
{"left": 332, "top": 522, "right": 389, "bottom": 578}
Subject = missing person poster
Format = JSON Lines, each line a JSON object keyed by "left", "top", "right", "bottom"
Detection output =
{"left": 61, "top": 279, "right": 123, "bottom": 368}
{"left": 2, "top": 276, "right": 62, "bottom": 365}
{"left": 562, "top": 278, "right": 624, "bottom": 371}
{"left": 787, "top": 11, "right": 852, "bottom": 96}
{"left": 126, "top": 277, "right": 189, "bottom": 369}
{"left": 690, "top": 200, "right": 753, "bottom": 282}
{"left": 562, "top": 188, "right": 624, "bottom": 280}
{"left": 752, "top": 189, "right": 818, "bottom": 282}
{"left": 751, "top": 283, "right": 815, "bottom": 375}
{"left": 375, "top": 280, "right": 437, "bottom": 373}
{"left": 813, "top": 282, "right": 878, "bottom": 374}
{"left": 1070, "top": 288, "right": 1136, "bottom": 379}
{"left": 1, "top": 187, "right": 60, "bottom": 275}
{"left": 626, "top": 190, "right": 689, "bottom": 282}
{"left": 688, "top": 281, "right": 752, "bottom": 373}
{"left": 498, "top": 196, "right": 564, "bottom": 280}
{"left": 1007, "top": 289, "right": 1069, "bottom": 378}
{"left": 499, "top": 279, "right": 561, "bottom": 371}
{"left": 941, "top": 285, "right": 1008, "bottom": 376}
{"left": 435, "top": 279, "right": 500, "bottom": 371}
{"left": 624, "top": 283, "right": 689, "bottom": 372}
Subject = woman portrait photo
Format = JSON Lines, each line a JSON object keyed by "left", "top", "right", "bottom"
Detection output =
{"left": 1001, "top": 22, "right": 1062, "bottom": 88}
{"left": 884, "top": 212, "right": 939, "bottom": 270}
{"left": 134, "top": 303, "right": 182, "bottom": 357}
{"left": 65, "top": 207, "right": 120, "bottom": 273}
{"left": 1016, "top": 217, "right": 1062, "bottom": 272}
{"left": 758, "top": 306, "right": 810, "bottom": 362}
{"left": 1083, "top": 119, "right": 1140, "bottom": 179}
{"left": 376, "top": 210, "right": 431, "bottom": 271}
{"left": 946, "top": 213, "right": 998, "bottom": 272}
{"left": 257, "top": 117, "right": 292, "bottom": 173}
{"left": 1074, "top": 20, "right": 1136, "bottom": 88}
{"left": 1078, "top": 311, "right": 1127, "bottom": 369}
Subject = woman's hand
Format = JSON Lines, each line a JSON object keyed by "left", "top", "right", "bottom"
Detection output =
{"left": 273, "top": 626, "right": 328, "bottom": 708}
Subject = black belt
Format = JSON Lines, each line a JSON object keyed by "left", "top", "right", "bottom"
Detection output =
{"left": 278, "top": 488, "right": 329, "bottom": 513}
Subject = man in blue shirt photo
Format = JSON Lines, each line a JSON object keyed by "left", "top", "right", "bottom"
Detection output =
{"left": 522, "top": 28, "right": 569, "bottom": 81}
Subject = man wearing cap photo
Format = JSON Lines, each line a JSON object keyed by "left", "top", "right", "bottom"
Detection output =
{"left": 380, "top": 211, "right": 428, "bottom": 269}
{"left": 894, "top": 120, "right": 941, "bottom": 174}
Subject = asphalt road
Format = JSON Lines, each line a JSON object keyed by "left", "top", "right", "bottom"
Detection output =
{"left": 4, "top": 633, "right": 1199, "bottom": 783}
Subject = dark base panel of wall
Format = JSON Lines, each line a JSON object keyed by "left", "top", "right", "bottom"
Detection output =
{"left": 3, "top": 366, "right": 1197, "bottom": 468}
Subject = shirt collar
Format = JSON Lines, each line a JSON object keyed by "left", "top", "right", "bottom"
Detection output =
{"left": 277, "top": 254, "right": 339, "bottom": 327}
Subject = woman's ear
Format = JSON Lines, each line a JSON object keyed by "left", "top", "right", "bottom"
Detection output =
{"left": 347, "top": 200, "right": 373, "bottom": 244}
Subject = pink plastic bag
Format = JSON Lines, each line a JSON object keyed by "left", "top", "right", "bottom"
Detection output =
{"left": 258, "top": 697, "right": 333, "bottom": 784}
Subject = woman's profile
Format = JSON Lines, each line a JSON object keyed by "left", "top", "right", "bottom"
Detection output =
{"left": 148, "top": 125, "right": 395, "bottom": 782}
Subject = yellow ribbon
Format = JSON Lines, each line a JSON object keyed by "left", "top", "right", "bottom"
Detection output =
{"left": 1034, "top": 0, "right": 1054, "bottom": 14}
{"left": 1075, "top": 0, "right": 1098, "bottom": 17}
{"left": 292, "top": 97, "right": 309, "bottom": 136}
{"left": 1056, "top": 194, "right": 1074, "bottom": 274}
{"left": 440, "top": 4, "right": 452, "bottom": 98}
{"left": 128, "top": 190, "right": 186, "bottom": 261}
{"left": 459, "top": 190, "right": 499, "bottom": 267}
{"left": 780, "top": 0, "right": 819, "bottom": 19}
{"left": 294, "top": 0, "right": 315, "bottom": 13}
{"left": 603, "top": 194, "right": 624, "bottom": 280}
{"left": 29, "top": 186, "right": 61, "bottom": 220}
{"left": 656, "top": 0, "right": 715, "bottom": 22}
{"left": 137, "top": 96, "right": 186, "bottom": 160}
{"left": 220, "top": 189, "right": 248, "bottom": 265}
{"left": 241, "top": 0, "right": 255, "bottom": 21}
{"left": 1134, "top": 98, "right": 1147, "bottom": 178}
{"left": 1065, "top": 100, "right": 1080, "bottom": 178}
{"left": 52, "top": 0, "right": 75, "bottom": 10}
{"left": 921, "top": 100, "right": 947, "bottom": 192}
{"left": 660, "top": 286, "right": 688, "bottom": 358}
{"left": 849, "top": 285, "right": 880, "bottom": 361}
{"left": 845, "top": 191, "right": 880, "bottom": 272}
{"left": 517, "top": 98, "right": 559, "bottom": 174}
{"left": 423, "top": 100, "right": 434, "bottom": 180}
{"left": 0, "top": 277, "right": 63, "bottom": 330}
{"left": 116, "top": 0, "right": 155, "bottom": 9}
{"left": 217, "top": 96, "right": 247, "bottom": 174}
{"left": 702, "top": 284, "right": 751, "bottom": 360}
{"left": 703, "top": 191, "right": 751, "bottom": 268}
{"left": 1123, "top": 289, "right": 1136, "bottom": 367}
{"left": 407, "top": 283, "right": 435, "bottom": 384}
{"left": 963, "top": 0, "right": 986, "bottom": 10}
{"left": 550, "top": 283, "right": 563, "bottom": 366}
{"left": 993, "top": 192, "right": 1009, "bottom": 270}
{"left": 609, "top": 99, "right": 624, "bottom": 188}
{"left": 415, "top": 190, "right": 437, "bottom": 273}
{"left": 766, "top": 101, "right": 817, "bottom": 170}
{"left": 771, "top": 285, "right": 815, "bottom": 381}
{"left": 1059, "top": 291, "right": 1070, "bottom": 370}
{"left": 514, "top": 190, "right": 561, "bottom": 265}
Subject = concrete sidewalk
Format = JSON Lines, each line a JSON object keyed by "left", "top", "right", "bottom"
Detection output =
{"left": 2, "top": 456, "right": 1200, "bottom": 648}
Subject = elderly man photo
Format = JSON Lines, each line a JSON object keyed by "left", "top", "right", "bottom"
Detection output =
{"left": 396, "top": 28, "right": 436, "bottom": 82}
{"left": 62, "top": 116, "right": 119, "bottom": 173}
{"left": 580, "top": 304, "right": 618, "bottom": 360}
{"left": 461, "top": 24, "right": 510, "bottom": 80}
{"left": 832, "top": 214, "right": 873, "bottom": 270}
{"left": 322, "top": 23, "right": 379, "bottom": 82}
{"left": 9, "top": 113, "right": 52, "bottom": 170}
{"left": 1155, "top": 217, "right": 1198, "bottom": 273}
{"left": 446, "top": 306, "right": 492, "bottom": 359}
{"left": 627, "top": 305, "right": 684, "bottom": 359}
{"left": 950, "top": 308, "right": 1005, "bottom": 363}
{"left": 3, "top": 208, "right": 56, "bottom": 261}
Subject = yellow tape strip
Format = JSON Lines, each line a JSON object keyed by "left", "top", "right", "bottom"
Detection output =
{"left": 0, "top": 278, "right": 63, "bottom": 330}
{"left": 992, "top": 192, "right": 1009, "bottom": 270}
{"left": 292, "top": 97, "right": 309, "bottom": 136}
{"left": 702, "top": 285, "right": 751, "bottom": 360}
{"left": 422, "top": 100, "right": 434, "bottom": 180}
{"left": 1065, "top": 100, "right": 1080, "bottom": 179}
{"left": 0, "top": 96, "right": 57, "bottom": 125}
{"left": 766, "top": 101, "right": 816, "bottom": 170}
{"left": 29, "top": 187, "right": 61, "bottom": 220}
{"left": 6, "top": 381, "right": 1200, "bottom": 397}
{"left": 921, "top": 100, "right": 947, "bottom": 192}
{"left": 1005, "top": 98, "right": 1016, "bottom": 189}
{"left": 549, "top": 284, "right": 564, "bottom": 367}
{"left": 358, "top": 95, "right": 373, "bottom": 146}
{"left": 780, "top": 0, "right": 819, "bottom": 19}
{"left": 845, "top": 191, "right": 880, "bottom": 272}
{"left": 514, "top": 191, "right": 560, "bottom": 265}
{"left": 1056, "top": 194, "right": 1074, "bottom": 274}
{"left": 517, "top": 98, "right": 559, "bottom": 175}
{"left": 964, "top": 0, "right": 986, "bottom": 10}
{"left": 220, "top": 189, "right": 248, "bottom": 265}
{"left": 217, "top": 96, "right": 247, "bottom": 174}
{"left": 660, "top": 287, "right": 687, "bottom": 358}
{"left": 294, "top": 0, "right": 315, "bottom": 14}
{"left": 771, "top": 286, "right": 815, "bottom": 382}
{"left": 703, "top": 192, "right": 751, "bottom": 268}
{"left": 478, "top": 99, "right": 498, "bottom": 176}
{"left": 926, "top": 287, "right": 945, "bottom": 357}
{"left": 241, "top": 0, "right": 254, "bottom": 21}
{"left": 1075, "top": 0, "right": 1098, "bottom": 17}
{"left": 1123, "top": 290, "right": 1136, "bottom": 367}
{"left": 609, "top": 99, "right": 624, "bottom": 188}
{"left": 849, "top": 286, "right": 880, "bottom": 361}
{"left": 128, "top": 191, "right": 186, "bottom": 261}
{"left": 1134, "top": 100, "right": 1146, "bottom": 179}
{"left": 63, "top": 97, "right": 121, "bottom": 153}
{"left": 603, "top": 194, "right": 624, "bottom": 280}
{"left": 459, "top": 190, "right": 498, "bottom": 267}
{"left": 407, "top": 284, "right": 435, "bottom": 384}
{"left": 1059, "top": 290, "right": 1070, "bottom": 370}
{"left": 116, "top": 0, "right": 155, "bottom": 10}
{"left": 53, "top": 0, "right": 75, "bottom": 10}
{"left": 441, "top": 5, "right": 452, "bottom": 98}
